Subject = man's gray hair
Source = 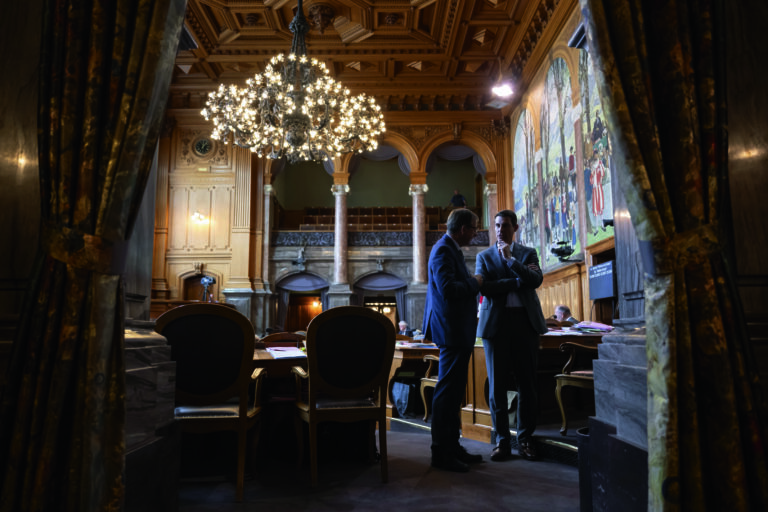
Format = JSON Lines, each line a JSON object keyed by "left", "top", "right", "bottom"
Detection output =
{"left": 447, "top": 208, "right": 478, "bottom": 234}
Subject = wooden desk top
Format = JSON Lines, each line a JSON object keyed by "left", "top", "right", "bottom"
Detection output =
{"left": 539, "top": 332, "right": 603, "bottom": 350}
{"left": 253, "top": 348, "right": 307, "bottom": 377}
{"left": 394, "top": 343, "right": 439, "bottom": 360}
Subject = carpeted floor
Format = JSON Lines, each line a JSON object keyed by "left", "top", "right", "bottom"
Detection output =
{"left": 178, "top": 419, "right": 582, "bottom": 511}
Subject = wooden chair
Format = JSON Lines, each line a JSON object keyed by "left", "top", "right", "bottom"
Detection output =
{"left": 258, "top": 331, "right": 305, "bottom": 348}
{"left": 554, "top": 341, "right": 598, "bottom": 435}
{"left": 291, "top": 305, "right": 396, "bottom": 487}
{"left": 420, "top": 354, "right": 439, "bottom": 421}
{"left": 155, "top": 303, "right": 265, "bottom": 502}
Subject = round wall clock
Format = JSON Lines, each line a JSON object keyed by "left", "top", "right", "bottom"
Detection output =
{"left": 193, "top": 137, "right": 213, "bottom": 156}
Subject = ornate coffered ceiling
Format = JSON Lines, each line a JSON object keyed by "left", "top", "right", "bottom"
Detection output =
{"left": 171, "top": 0, "right": 572, "bottom": 114}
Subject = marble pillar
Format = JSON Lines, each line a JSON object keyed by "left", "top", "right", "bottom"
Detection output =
{"left": 409, "top": 184, "right": 428, "bottom": 284}
{"left": 328, "top": 184, "right": 352, "bottom": 306}
{"left": 592, "top": 328, "right": 648, "bottom": 450}
{"left": 405, "top": 282, "right": 428, "bottom": 331}
{"left": 485, "top": 183, "right": 498, "bottom": 247}
{"left": 124, "top": 321, "right": 179, "bottom": 511}
{"left": 332, "top": 184, "right": 349, "bottom": 285}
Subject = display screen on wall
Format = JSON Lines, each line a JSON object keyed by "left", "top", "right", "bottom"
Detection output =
{"left": 588, "top": 260, "right": 616, "bottom": 300}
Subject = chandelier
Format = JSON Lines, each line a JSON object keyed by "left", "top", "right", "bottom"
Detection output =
{"left": 201, "top": 0, "right": 386, "bottom": 163}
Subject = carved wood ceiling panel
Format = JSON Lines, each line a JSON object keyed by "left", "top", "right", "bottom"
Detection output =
{"left": 173, "top": 0, "right": 564, "bottom": 113}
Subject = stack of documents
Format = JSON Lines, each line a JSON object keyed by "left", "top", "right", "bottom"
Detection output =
{"left": 265, "top": 346, "right": 306, "bottom": 359}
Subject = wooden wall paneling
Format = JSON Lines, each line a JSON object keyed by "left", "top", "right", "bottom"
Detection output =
{"left": 211, "top": 185, "right": 232, "bottom": 251}
{"left": 539, "top": 262, "right": 585, "bottom": 321}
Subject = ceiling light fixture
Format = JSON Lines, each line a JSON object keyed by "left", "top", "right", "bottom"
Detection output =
{"left": 487, "top": 58, "right": 514, "bottom": 109}
{"left": 200, "top": 0, "right": 386, "bottom": 163}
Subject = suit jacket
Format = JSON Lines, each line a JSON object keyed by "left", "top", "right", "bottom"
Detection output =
{"left": 422, "top": 234, "right": 481, "bottom": 348}
{"left": 476, "top": 242, "right": 548, "bottom": 339}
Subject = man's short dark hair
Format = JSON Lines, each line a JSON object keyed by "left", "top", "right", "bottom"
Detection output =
{"left": 556, "top": 305, "right": 571, "bottom": 316}
{"left": 494, "top": 209, "right": 518, "bottom": 225}
{"left": 447, "top": 208, "right": 478, "bottom": 234}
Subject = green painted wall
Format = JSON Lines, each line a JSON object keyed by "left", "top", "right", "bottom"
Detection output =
{"left": 272, "top": 157, "right": 485, "bottom": 212}
{"left": 273, "top": 161, "right": 334, "bottom": 209}
{"left": 425, "top": 159, "right": 479, "bottom": 208}
{"left": 348, "top": 159, "right": 411, "bottom": 207}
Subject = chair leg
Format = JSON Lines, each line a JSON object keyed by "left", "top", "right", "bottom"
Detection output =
{"left": 555, "top": 379, "right": 568, "bottom": 435}
{"left": 294, "top": 413, "right": 304, "bottom": 470}
{"left": 309, "top": 420, "right": 319, "bottom": 487}
{"left": 236, "top": 428, "right": 247, "bottom": 502}
{"left": 367, "top": 420, "right": 377, "bottom": 462}
{"left": 379, "top": 417, "right": 388, "bottom": 483}
{"left": 420, "top": 382, "right": 431, "bottom": 421}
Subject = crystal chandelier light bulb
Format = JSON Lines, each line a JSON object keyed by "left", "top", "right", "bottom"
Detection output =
{"left": 200, "top": 0, "right": 385, "bottom": 163}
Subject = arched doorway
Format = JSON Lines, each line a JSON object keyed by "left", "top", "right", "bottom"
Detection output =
{"left": 274, "top": 273, "right": 329, "bottom": 334}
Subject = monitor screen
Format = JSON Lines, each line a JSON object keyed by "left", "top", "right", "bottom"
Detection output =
{"left": 589, "top": 260, "right": 616, "bottom": 300}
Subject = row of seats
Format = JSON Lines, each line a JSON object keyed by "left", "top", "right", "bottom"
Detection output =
{"left": 299, "top": 223, "right": 415, "bottom": 231}
{"left": 304, "top": 206, "right": 442, "bottom": 216}
{"left": 302, "top": 215, "right": 416, "bottom": 225}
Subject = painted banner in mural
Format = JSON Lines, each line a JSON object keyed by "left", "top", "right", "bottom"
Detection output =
{"left": 513, "top": 109, "right": 540, "bottom": 250}
{"left": 578, "top": 49, "right": 614, "bottom": 245}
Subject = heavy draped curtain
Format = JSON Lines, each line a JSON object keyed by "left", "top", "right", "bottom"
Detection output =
{"left": 0, "top": 1, "right": 186, "bottom": 510}
{"left": 581, "top": 0, "right": 768, "bottom": 509}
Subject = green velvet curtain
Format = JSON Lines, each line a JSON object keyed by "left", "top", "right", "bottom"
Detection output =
{"left": 580, "top": 0, "right": 768, "bottom": 510}
{"left": 0, "top": 1, "right": 186, "bottom": 510}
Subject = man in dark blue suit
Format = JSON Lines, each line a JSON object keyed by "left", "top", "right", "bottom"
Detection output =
{"left": 476, "top": 210, "right": 547, "bottom": 462}
{"left": 422, "top": 208, "right": 484, "bottom": 472}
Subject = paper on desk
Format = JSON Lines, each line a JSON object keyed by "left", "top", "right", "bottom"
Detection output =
{"left": 266, "top": 347, "right": 307, "bottom": 359}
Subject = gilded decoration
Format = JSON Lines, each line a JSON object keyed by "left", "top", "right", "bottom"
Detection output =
{"left": 178, "top": 129, "right": 228, "bottom": 168}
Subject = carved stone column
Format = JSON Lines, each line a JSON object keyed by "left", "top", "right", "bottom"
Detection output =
{"left": 151, "top": 118, "right": 173, "bottom": 299}
{"left": 327, "top": 183, "right": 352, "bottom": 307}
{"left": 332, "top": 184, "right": 349, "bottom": 284}
{"left": 409, "top": 184, "right": 428, "bottom": 284}
{"left": 223, "top": 147, "right": 254, "bottom": 318}
{"left": 252, "top": 183, "right": 274, "bottom": 332}
{"left": 485, "top": 183, "right": 498, "bottom": 247}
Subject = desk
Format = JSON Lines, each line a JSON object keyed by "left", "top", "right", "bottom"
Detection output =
{"left": 387, "top": 345, "right": 440, "bottom": 418}
{"left": 461, "top": 332, "right": 604, "bottom": 443}
{"left": 253, "top": 348, "right": 307, "bottom": 378}
{"left": 539, "top": 332, "right": 603, "bottom": 350}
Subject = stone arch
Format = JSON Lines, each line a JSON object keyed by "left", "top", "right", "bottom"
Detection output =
{"left": 174, "top": 268, "right": 225, "bottom": 301}
{"left": 418, "top": 129, "right": 497, "bottom": 178}
{"left": 380, "top": 131, "right": 419, "bottom": 176}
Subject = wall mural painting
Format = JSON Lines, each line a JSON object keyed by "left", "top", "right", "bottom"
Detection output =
{"left": 513, "top": 109, "right": 540, "bottom": 250}
{"left": 510, "top": 25, "right": 617, "bottom": 270}
{"left": 541, "top": 57, "right": 579, "bottom": 270}
{"left": 578, "top": 50, "right": 614, "bottom": 244}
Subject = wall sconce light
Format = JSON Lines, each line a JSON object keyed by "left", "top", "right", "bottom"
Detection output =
{"left": 191, "top": 211, "right": 210, "bottom": 224}
{"left": 383, "top": 307, "right": 391, "bottom": 314}
{"left": 312, "top": 300, "right": 319, "bottom": 308}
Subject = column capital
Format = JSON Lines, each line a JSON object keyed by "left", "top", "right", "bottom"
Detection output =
{"left": 409, "top": 184, "right": 428, "bottom": 196}
{"left": 484, "top": 183, "right": 498, "bottom": 196}
{"left": 331, "top": 184, "right": 350, "bottom": 195}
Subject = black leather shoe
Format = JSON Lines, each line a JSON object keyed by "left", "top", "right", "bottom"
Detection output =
{"left": 490, "top": 443, "right": 514, "bottom": 462}
{"left": 432, "top": 453, "right": 470, "bottom": 473}
{"left": 455, "top": 445, "right": 483, "bottom": 464}
{"left": 518, "top": 441, "right": 538, "bottom": 461}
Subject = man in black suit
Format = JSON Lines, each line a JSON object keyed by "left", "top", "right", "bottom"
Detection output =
{"left": 476, "top": 210, "right": 547, "bottom": 462}
{"left": 423, "top": 208, "right": 484, "bottom": 472}
{"left": 398, "top": 321, "right": 413, "bottom": 337}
